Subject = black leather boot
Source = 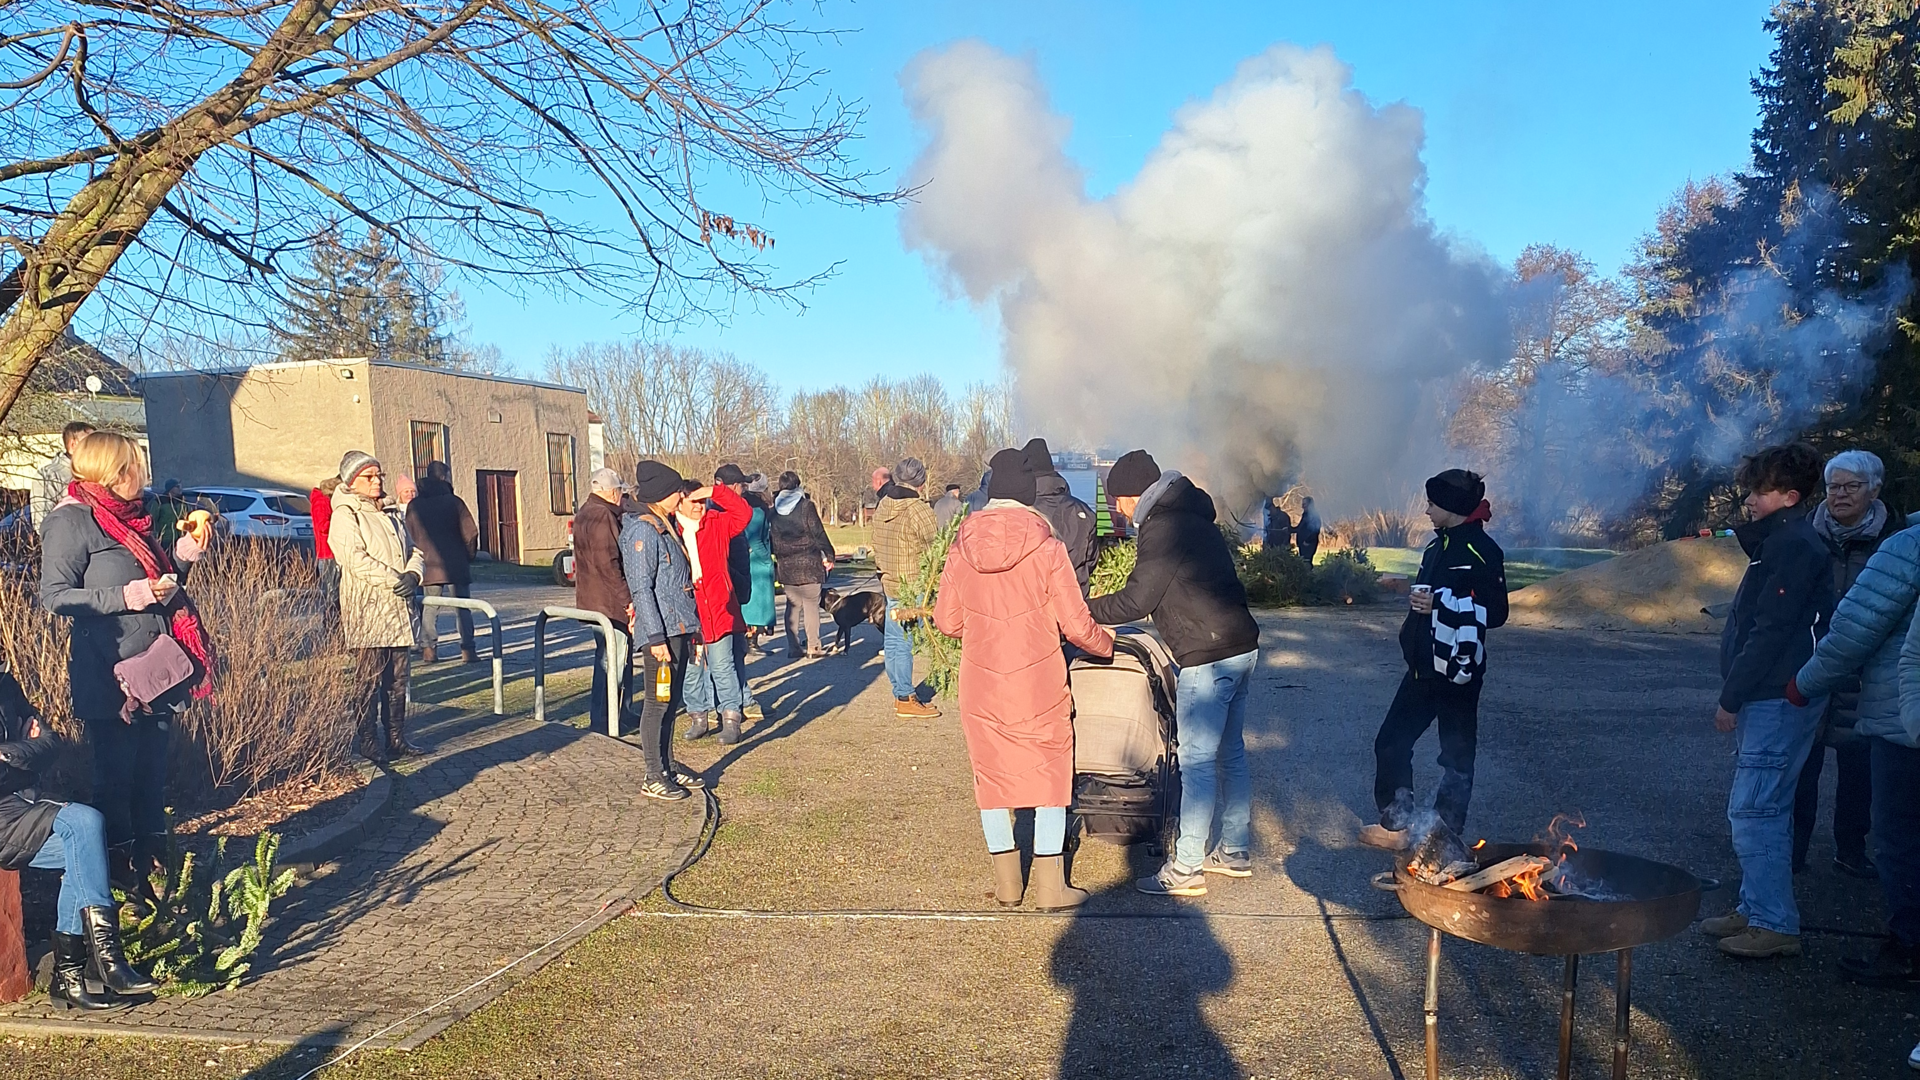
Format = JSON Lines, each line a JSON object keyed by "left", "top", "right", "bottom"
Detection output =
{"left": 48, "top": 931, "right": 114, "bottom": 1010}
{"left": 81, "top": 906, "right": 158, "bottom": 995}
{"left": 385, "top": 713, "right": 425, "bottom": 757}
{"left": 352, "top": 715, "right": 388, "bottom": 764}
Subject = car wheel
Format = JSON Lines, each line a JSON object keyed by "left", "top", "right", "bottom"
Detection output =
{"left": 552, "top": 551, "right": 573, "bottom": 587}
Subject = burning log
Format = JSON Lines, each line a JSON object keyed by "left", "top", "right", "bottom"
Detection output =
{"left": 1441, "top": 855, "right": 1553, "bottom": 893}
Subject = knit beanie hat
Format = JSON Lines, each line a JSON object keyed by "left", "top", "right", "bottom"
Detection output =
{"left": 893, "top": 457, "right": 928, "bottom": 490}
{"left": 1425, "top": 469, "right": 1486, "bottom": 517}
{"left": 1022, "top": 438, "right": 1057, "bottom": 476}
{"left": 633, "top": 460, "right": 685, "bottom": 505}
{"left": 1105, "top": 450, "right": 1161, "bottom": 498}
{"left": 338, "top": 450, "right": 380, "bottom": 487}
{"left": 986, "top": 448, "right": 1037, "bottom": 505}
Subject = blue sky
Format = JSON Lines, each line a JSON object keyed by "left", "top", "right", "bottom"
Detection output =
{"left": 464, "top": 1, "right": 1777, "bottom": 392}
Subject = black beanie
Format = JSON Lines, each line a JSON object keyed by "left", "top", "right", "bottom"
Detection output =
{"left": 1022, "top": 437, "right": 1057, "bottom": 476}
{"left": 714, "top": 463, "right": 748, "bottom": 486}
{"left": 986, "top": 448, "right": 1038, "bottom": 505}
{"left": 633, "top": 460, "right": 685, "bottom": 505}
{"left": 1105, "top": 450, "right": 1161, "bottom": 498}
{"left": 1425, "top": 469, "right": 1486, "bottom": 517}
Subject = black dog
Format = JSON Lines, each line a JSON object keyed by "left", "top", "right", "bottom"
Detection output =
{"left": 821, "top": 587, "right": 887, "bottom": 652}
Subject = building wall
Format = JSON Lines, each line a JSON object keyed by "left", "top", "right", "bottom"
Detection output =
{"left": 144, "top": 361, "right": 376, "bottom": 495}
{"left": 367, "top": 364, "right": 587, "bottom": 563}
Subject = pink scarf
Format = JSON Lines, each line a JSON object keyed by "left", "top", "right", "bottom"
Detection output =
{"left": 68, "top": 481, "right": 215, "bottom": 699}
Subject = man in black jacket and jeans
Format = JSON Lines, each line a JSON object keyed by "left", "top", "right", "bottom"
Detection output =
{"left": 1699, "top": 442, "right": 1836, "bottom": 959}
{"left": 1089, "top": 450, "right": 1262, "bottom": 898}
{"left": 1362, "top": 469, "right": 1508, "bottom": 851}
{"left": 1024, "top": 438, "right": 1095, "bottom": 592}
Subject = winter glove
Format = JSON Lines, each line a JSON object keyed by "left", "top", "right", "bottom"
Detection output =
{"left": 1785, "top": 678, "right": 1809, "bottom": 708}
{"left": 393, "top": 571, "right": 422, "bottom": 596}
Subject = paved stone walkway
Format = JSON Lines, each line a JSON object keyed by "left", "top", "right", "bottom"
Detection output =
{"left": 0, "top": 706, "right": 705, "bottom": 1048}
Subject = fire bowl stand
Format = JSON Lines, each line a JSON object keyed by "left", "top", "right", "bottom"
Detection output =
{"left": 1422, "top": 927, "right": 1634, "bottom": 1080}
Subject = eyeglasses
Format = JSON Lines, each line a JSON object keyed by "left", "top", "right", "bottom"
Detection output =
{"left": 1826, "top": 481, "right": 1868, "bottom": 496}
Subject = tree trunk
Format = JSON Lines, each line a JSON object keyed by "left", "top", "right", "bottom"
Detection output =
{"left": 0, "top": 870, "right": 27, "bottom": 1003}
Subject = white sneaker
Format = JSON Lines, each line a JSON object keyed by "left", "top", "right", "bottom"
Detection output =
{"left": 1908, "top": 1038, "right": 1920, "bottom": 1071}
{"left": 1358, "top": 824, "right": 1410, "bottom": 851}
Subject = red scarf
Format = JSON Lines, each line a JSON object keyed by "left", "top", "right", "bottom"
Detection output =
{"left": 1466, "top": 499, "right": 1493, "bottom": 524}
{"left": 69, "top": 481, "right": 215, "bottom": 699}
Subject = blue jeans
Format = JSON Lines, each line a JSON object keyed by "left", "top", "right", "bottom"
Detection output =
{"left": 1729, "top": 695, "right": 1824, "bottom": 935}
{"left": 1171, "top": 649, "right": 1259, "bottom": 871}
{"left": 697, "top": 634, "right": 748, "bottom": 714}
{"left": 884, "top": 598, "right": 915, "bottom": 699}
{"left": 30, "top": 803, "right": 113, "bottom": 934}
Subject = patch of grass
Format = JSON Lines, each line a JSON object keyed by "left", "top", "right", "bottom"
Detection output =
{"left": 735, "top": 767, "right": 793, "bottom": 798}
{"left": 1362, "top": 545, "right": 1616, "bottom": 590}
{"left": 824, "top": 523, "right": 872, "bottom": 555}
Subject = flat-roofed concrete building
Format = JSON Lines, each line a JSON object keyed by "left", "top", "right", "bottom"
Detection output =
{"left": 143, "top": 359, "right": 588, "bottom": 564}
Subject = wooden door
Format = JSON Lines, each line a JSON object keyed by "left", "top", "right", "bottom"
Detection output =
{"left": 476, "top": 470, "right": 521, "bottom": 564}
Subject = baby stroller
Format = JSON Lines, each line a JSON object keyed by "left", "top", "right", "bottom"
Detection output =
{"left": 1069, "top": 626, "right": 1179, "bottom": 851}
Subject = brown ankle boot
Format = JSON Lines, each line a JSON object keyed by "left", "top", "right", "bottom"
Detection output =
{"left": 991, "top": 851, "right": 1024, "bottom": 906}
{"left": 1030, "top": 854, "right": 1087, "bottom": 912}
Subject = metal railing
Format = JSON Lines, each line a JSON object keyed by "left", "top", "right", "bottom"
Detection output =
{"left": 532, "top": 606, "right": 627, "bottom": 736}
{"left": 421, "top": 594, "right": 505, "bottom": 715}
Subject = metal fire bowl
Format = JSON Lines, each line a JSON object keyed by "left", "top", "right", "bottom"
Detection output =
{"left": 1396, "top": 843, "right": 1701, "bottom": 956}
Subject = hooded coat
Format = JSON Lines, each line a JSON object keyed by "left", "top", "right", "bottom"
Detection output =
{"left": 770, "top": 489, "right": 835, "bottom": 587}
{"left": 691, "top": 483, "right": 752, "bottom": 642}
{"left": 404, "top": 476, "right": 479, "bottom": 587}
{"left": 1034, "top": 473, "right": 1095, "bottom": 591}
{"left": 1720, "top": 502, "right": 1835, "bottom": 714}
{"left": 934, "top": 505, "right": 1113, "bottom": 810}
{"left": 1086, "top": 473, "right": 1260, "bottom": 668}
{"left": 330, "top": 491, "right": 426, "bottom": 650}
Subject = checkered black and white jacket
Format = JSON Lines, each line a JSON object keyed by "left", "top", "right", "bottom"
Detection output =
{"left": 1399, "top": 521, "right": 1509, "bottom": 684}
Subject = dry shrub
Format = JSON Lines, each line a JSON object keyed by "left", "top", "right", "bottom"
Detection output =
{"left": 1328, "top": 504, "right": 1429, "bottom": 550}
{"left": 0, "top": 539, "right": 355, "bottom": 811}
{"left": 177, "top": 540, "right": 354, "bottom": 802}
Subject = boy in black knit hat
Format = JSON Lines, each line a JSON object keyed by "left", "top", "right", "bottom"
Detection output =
{"left": 1360, "top": 469, "right": 1508, "bottom": 850}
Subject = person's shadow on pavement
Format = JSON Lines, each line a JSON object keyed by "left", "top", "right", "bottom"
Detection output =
{"left": 1050, "top": 846, "right": 1242, "bottom": 1079}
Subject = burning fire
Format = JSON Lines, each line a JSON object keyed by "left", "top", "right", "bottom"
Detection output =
{"left": 1478, "top": 813, "right": 1586, "bottom": 902}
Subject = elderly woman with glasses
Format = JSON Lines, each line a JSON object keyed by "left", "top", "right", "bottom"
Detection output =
{"left": 1794, "top": 451, "right": 1902, "bottom": 878}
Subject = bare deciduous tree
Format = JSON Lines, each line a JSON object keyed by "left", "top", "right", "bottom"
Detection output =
{"left": 0, "top": 0, "right": 896, "bottom": 422}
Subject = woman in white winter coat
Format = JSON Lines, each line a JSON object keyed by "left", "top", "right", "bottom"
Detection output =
{"left": 330, "top": 451, "right": 426, "bottom": 762}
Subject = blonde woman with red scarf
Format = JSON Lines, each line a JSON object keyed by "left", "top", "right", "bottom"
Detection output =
{"left": 39, "top": 431, "right": 214, "bottom": 894}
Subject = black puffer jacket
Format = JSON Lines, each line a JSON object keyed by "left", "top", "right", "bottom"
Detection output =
{"left": 40, "top": 503, "right": 193, "bottom": 721}
{"left": 1816, "top": 502, "right": 1904, "bottom": 733}
{"left": 405, "top": 477, "right": 479, "bottom": 587}
{"left": 1035, "top": 473, "right": 1096, "bottom": 592}
{"left": 1721, "top": 502, "right": 1836, "bottom": 714}
{"left": 770, "top": 491, "right": 835, "bottom": 586}
{"left": 0, "top": 672, "right": 61, "bottom": 871}
{"left": 1086, "top": 473, "right": 1260, "bottom": 667}
{"left": 1397, "top": 519, "right": 1508, "bottom": 682}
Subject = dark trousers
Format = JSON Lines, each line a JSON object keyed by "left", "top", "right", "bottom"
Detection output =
{"left": 423, "top": 582, "right": 476, "bottom": 656}
{"left": 84, "top": 714, "right": 170, "bottom": 848}
{"left": 1792, "top": 736, "right": 1872, "bottom": 865}
{"left": 637, "top": 634, "right": 691, "bottom": 780}
{"left": 353, "top": 646, "right": 412, "bottom": 748}
{"left": 590, "top": 631, "right": 635, "bottom": 733}
{"left": 1373, "top": 671, "right": 1482, "bottom": 834}
{"left": 1870, "top": 736, "right": 1920, "bottom": 949}
{"left": 1298, "top": 537, "right": 1320, "bottom": 565}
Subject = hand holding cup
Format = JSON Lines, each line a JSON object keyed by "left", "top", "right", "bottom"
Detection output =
{"left": 1409, "top": 584, "right": 1434, "bottom": 615}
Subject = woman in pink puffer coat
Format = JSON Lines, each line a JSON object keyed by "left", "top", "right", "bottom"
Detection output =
{"left": 934, "top": 448, "right": 1113, "bottom": 910}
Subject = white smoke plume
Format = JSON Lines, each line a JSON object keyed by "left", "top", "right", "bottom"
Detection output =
{"left": 900, "top": 41, "right": 1508, "bottom": 513}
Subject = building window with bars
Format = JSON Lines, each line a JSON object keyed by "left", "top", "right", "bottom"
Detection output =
{"left": 546, "top": 433, "right": 576, "bottom": 515}
{"left": 410, "top": 421, "right": 449, "bottom": 480}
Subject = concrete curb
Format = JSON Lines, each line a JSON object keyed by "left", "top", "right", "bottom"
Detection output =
{"left": 279, "top": 767, "right": 395, "bottom": 873}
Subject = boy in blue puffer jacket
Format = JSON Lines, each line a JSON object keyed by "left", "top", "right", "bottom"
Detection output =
{"left": 1702, "top": 443, "right": 1835, "bottom": 959}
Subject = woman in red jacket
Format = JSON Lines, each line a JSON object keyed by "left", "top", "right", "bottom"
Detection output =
{"left": 311, "top": 477, "right": 339, "bottom": 609}
{"left": 680, "top": 480, "right": 754, "bottom": 744}
{"left": 934, "top": 449, "right": 1113, "bottom": 910}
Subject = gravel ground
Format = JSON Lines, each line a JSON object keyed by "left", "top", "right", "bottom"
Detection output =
{"left": 8, "top": 606, "right": 1914, "bottom": 1079}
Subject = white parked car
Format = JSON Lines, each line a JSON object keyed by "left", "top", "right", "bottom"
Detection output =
{"left": 182, "top": 487, "right": 315, "bottom": 542}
